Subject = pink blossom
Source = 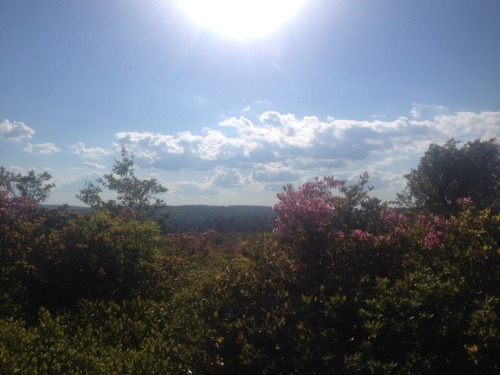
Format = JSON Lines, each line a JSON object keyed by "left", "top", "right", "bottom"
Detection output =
{"left": 0, "top": 189, "right": 39, "bottom": 216}
{"left": 380, "top": 208, "right": 407, "bottom": 227}
{"left": 416, "top": 214, "right": 449, "bottom": 230}
{"left": 456, "top": 197, "right": 473, "bottom": 207}
{"left": 394, "top": 226, "right": 406, "bottom": 235}
{"left": 424, "top": 231, "right": 443, "bottom": 247}
{"left": 289, "top": 264, "right": 299, "bottom": 272}
{"left": 416, "top": 214, "right": 427, "bottom": 227}
{"left": 273, "top": 176, "right": 340, "bottom": 236}
{"left": 351, "top": 229, "right": 372, "bottom": 241}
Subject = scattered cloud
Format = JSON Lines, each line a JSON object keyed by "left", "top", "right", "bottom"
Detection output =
{"left": 71, "top": 142, "right": 110, "bottom": 159}
{"left": 83, "top": 162, "right": 106, "bottom": 169}
{"left": 243, "top": 99, "right": 271, "bottom": 112}
{"left": 410, "top": 103, "right": 449, "bottom": 119}
{"left": 24, "top": 142, "right": 61, "bottom": 155}
{"left": 0, "top": 119, "right": 35, "bottom": 142}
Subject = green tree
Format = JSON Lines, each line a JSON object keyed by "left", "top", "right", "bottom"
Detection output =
{"left": 76, "top": 147, "right": 168, "bottom": 220}
{"left": 397, "top": 138, "right": 500, "bottom": 215}
{"left": 0, "top": 166, "right": 55, "bottom": 203}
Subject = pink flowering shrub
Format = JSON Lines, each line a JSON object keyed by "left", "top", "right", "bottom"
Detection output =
{"left": 350, "top": 229, "right": 372, "bottom": 241}
{"left": 273, "top": 176, "right": 343, "bottom": 237}
{"left": 272, "top": 176, "right": 350, "bottom": 270}
{"left": 0, "top": 181, "right": 39, "bottom": 216}
{"left": 413, "top": 213, "right": 450, "bottom": 248}
{"left": 380, "top": 207, "right": 407, "bottom": 228}
{"left": 0, "top": 181, "right": 40, "bottom": 247}
{"left": 374, "top": 206, "right": 456, "bottom": 250}
{"left": 270, "top": 173, "right": 479, "bottom": 286}
{"left": 272, "top": 173, "right": 393, "bottom": 277}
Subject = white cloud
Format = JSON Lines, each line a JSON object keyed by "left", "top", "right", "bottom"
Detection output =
{"left": 433, "top": 111, "right": 500, "bottom": 139}
{"left": 116, "top": 131, "right": 185, "bottom": 154}
{"left": 0, "top": 119, "right": 35, "bottom": 142}
{"left": 83, "top": 162, "right": 106, "bottom": 169}
{"left": 24, "top": 142, "right": 61, "bottom": 155}
{"left": 71, "top": 142, "right": 110, "bottom": 159}
{"left": 410, "top": 103, "right": 448, "bottom": 119}
{"left": 113, "top": 108, "right": 500, "bottom": 197}
{"left": 211, "top": 168, "right": 245, "bottom": 188}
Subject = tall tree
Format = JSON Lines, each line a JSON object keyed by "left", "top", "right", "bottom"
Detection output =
{"left": 76, "top": 146, "right": 168, "bottom": 219}
{"left": 397, "top": 138, "right": 499, "bottom": 215}
{"left": 0, "top": 166, "right": 55, "bottom": 203}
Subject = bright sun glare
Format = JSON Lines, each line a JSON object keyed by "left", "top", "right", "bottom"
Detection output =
{"left": 175, "top": 0, "right": 306, "bottom": 41}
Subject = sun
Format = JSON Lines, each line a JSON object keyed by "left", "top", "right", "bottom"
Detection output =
{"left": 175, "top": 0, "right": 306, "bottom": 41}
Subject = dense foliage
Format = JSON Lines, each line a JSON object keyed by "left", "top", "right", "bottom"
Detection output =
{"left": 1, "top": 140, "right": 499, "bottom": 374}
{"left": 398, "top": 138, "right": 499, "bottom": 215}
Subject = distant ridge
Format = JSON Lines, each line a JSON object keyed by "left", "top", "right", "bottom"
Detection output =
{"left": 42, "top": 205, "right": 89, "bottom": 212}
{"left": 42, "top": 204, "right": 277, "bottom": 234}
{"left": 164, "top": 205, "right": 276, "bottom": 233}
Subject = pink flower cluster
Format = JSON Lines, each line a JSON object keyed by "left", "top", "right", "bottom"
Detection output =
{"left": 273, "top": 176, "right": 343, "bottom": 236}
{"left": 289, "top": 264, "right": 299, "bottom": 272}
{"left": 379, "top": 208, "right": 408, "bottom": 238}
{"left": 380, "top": 208, "right": 407, "bottom": 227}
{"left": 423, "top": 231, "right": 443, "bottom": 247}
{"left": 416, "top": 214, "right": 449, "bottom": 229}
{"left": 272, "top": 174, "right": 461, "bottom": 253}
{"left": 456, "top": 197, "right": 473, "bottom": 207}
{"left": 415, "top": 214, "right": 450, "bottom": 248}
{"left": 0, "top": 182, "right": 39, "bottom": 217}
{"left": 351, "top": 229, "right": 372, "bottom": 241}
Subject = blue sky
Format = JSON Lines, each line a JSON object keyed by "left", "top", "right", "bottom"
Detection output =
{"left": 1, "top": 0, "right": 499, "bottom": 206}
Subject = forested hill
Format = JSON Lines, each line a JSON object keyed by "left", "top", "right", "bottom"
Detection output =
{"left": 44, "top": 204, "right": 276, "bottom": 233}
{"left": 163, "top": 205, "right": 276, "bottom": 233}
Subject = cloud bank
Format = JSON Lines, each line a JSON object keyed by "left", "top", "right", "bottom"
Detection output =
{"left": 118, "top": 109, "right": 496, "bottom": 167}
{"left": 71, "top": 142, "right": 111, "bottom": 159}
{"left": 0, "top": 119, "right": 35, "bottom": 142}
{"left": 22, "top": 107, "right": 496, "bottom": 206}
{"left": 108, "top": 108, "right": 499, "bottom": 203}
